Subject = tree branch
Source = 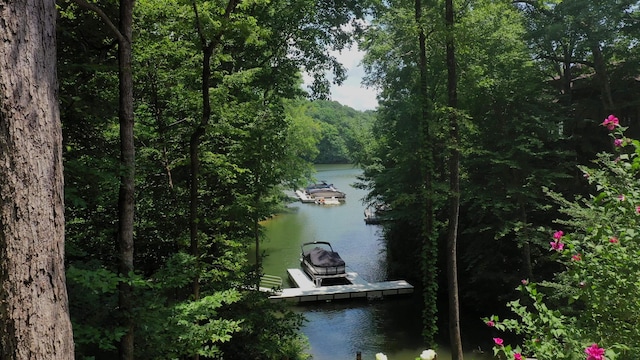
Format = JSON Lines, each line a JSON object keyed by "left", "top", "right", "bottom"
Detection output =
{"left": 71, "top": 0, "right": 126, "bottom": 44}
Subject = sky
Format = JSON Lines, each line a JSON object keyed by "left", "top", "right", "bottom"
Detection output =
{"left": 303, "top": 44, "right": 379, "bottom": 112}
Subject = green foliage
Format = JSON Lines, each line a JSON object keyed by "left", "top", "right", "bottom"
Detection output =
{"left": 59, "top": 0, "right": 365, "bottom": 358}
{"left": 486, "top": 121, "right": 640, "bottom": 359}
{"left": 171, "top": 290, "right": 243, "bottom": 358}
{"left": 358, "top": 0, "right": 573, "bottom": 344}
{"left": 67, "top": 265, "right": 121, "bottom": 295}
{"left": 217, "top": 291, "right": 311, "bottom": 360}
{"left": 66, "top": 265, "right": 125, "bottom": 355}
{"left": 303, "top": 100, "right": 375, "bottom": 164}
{"left": 443, "top": 0, "right": 574, "bottom": 311}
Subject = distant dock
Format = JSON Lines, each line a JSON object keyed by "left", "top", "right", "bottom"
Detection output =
{"left": 266, "top": 269, "right": 413, "bottom": 303}
{"left": 295, "top": 190, "right": 316, "bottom": 203}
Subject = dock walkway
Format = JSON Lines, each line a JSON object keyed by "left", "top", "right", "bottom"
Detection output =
{"left": 295, "top": 190, "right": 316, "bottom": 203}
{"left": 267, "top": 268, "right": 413, "bottom": 303}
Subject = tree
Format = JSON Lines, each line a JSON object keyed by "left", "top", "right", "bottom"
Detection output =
{"left": 359, "top": 0, "right": 577, "bottom": 344}
{"left": 519, "top": 0, "right": 640, "bottom": 159}
{"left": 359, "top": 0, "right": 445, "bottom": 345}
{"left": 0, "top": 1, "right": 75, "bottom": 358}
{"left": 116, "top": 3, "right": 135, "bottom": 358}
{"left": 304, "top": 100, "right": 374, "bottom": 164}
{"left": 63, "top": 0, "right": 136, "bottom": 357}
{"left": 488, "top": 118, "right": 640, "bottom": 360}
{"left": 444, "top": 0, "right": 463, "bottom": 357}
{"left": 452, "top": 1, "right": 572, "bottom": 309}
{"left": 59, "top": 0, "right": 365, "bottom": 355}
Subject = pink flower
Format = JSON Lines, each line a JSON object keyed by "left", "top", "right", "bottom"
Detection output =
{"left": 514, "top": 353, "right": 523, "bottom": 360}
{"left": 602, "top": 114, "right": 619, "bottom": 130}
{"left": 609, "top": 237, "right": 619, "bottom": 244}
{"left": 550, "top": 231, "right": 565, "bottom": 251}
{"left": 572, "top": 253, "right": 582, "bottom": 261}
{"left": 585, "top": 343, "right": 605, "bottom": 360}
{"left": 521, "top": 279, "right": 528, "bottom": 285}
{"left": 486, "top": 320, "right": 495, "bottom": 327}
{"left": 614, "top": 138, "right": 624, "bottom": 147}
{"left": 493, "top": 337, "right": 504, "bottom": 346}
{"left": 618, "top": 194, "right": 625, "bottom": 201}
{"left": 550, "top": 241, "right": 565, "bottom": 251}
{"left": 636, "top": 206, "right": 640, "bottom": 214}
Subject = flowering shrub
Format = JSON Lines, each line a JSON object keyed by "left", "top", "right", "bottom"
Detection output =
{"left": 585, "top": 344, "right": 606, "bottom": 360}
{"left": 484, "top": 115, "right": 640, "bottom": 360}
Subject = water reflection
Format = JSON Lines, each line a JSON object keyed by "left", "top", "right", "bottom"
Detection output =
{"left": 260, "top": 165, "right": 492, "bottom": 360}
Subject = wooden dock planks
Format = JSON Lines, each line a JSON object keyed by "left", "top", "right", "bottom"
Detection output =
{"left": 267, "top": 269, "right": 414, "bottom": 303}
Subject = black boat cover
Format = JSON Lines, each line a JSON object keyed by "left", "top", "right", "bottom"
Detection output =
{"left": 305, "top": 247, "right": 345, "bottom": 268}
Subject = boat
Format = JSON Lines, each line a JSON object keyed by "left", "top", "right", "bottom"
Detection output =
{"left": 364, "top": 204, "right": 390, "bottom": 224}
{"left": 305, "top": 181, "right": 334, "bottom": 192}
{"left": 296, "top": 181, "right": 347, "bottom": 202}
{"left": 308, "top": 189, "right": 346, "bottom": 200}
{"left": 295, "top": 189, "right": 316, "bottom": 203}
{"left": 300, "top": 241, "right": 348, "bottom": 287}
{"left": 315, "top": 197, "right": 341, "bottom": 205}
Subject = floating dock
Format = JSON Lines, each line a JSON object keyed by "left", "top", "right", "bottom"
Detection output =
{"left": 266, "top": 269, "right": 413, "bottom": 303}
{"left": 295, "top": 188, "right": 346, "bottom": 203}
{"left": 295, "top": 190, "right": 316, "bottom": 203}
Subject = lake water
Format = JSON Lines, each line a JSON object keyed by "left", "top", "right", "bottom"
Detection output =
{"left": 257, "top": 164, "right": 493, "bottom": 360}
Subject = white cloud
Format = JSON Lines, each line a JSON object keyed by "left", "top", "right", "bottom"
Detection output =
{"left": 303, "top": 45, "right": 379, "bottom": 112}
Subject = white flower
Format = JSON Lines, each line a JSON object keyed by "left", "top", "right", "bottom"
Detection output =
{"left": 375, "top": 353, "right": 388, "bottom": 360}
{"left": 420, "top": 349, "right": 437, "bottom": 360}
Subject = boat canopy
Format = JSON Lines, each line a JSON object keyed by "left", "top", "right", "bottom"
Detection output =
{"left": 305, "top": 246, "right": 345, "bottom": 268}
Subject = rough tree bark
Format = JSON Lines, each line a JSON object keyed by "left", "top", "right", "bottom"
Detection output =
{"left": 0, "top": 1, "right": 75, "bottom": 358}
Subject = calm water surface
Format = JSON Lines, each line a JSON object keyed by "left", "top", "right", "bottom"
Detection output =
{"left": 258, "top": 164, "right": 492, "bottom": 360}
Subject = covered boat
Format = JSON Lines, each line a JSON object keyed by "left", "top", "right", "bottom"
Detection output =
{"left": 305, "top": 181, "right": 334, "bottom": 192}
{"left": 309, "top": 189, "right": 346, "bottom": 200}
{"left": 300, "top": 241, "right": 347, "bottom": 286}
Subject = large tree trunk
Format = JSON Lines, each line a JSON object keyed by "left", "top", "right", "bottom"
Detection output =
{"left": 0, "top": 1, "right": 75, "bottom": 358}
{"left": 117, "top": 1, "right": 136, "bottom": 359}
{"left": 445, "top": 0, "right": 463, "bottom": 358}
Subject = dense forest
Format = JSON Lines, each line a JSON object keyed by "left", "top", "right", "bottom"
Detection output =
{"left": 2, "top": 0, "right": 640, "bottom": 359}
{"left": 356, "top": 0, "right": 640, "bottom": 359}
{"left": 304, "top": 101, "right": 376, "bottom": 164}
